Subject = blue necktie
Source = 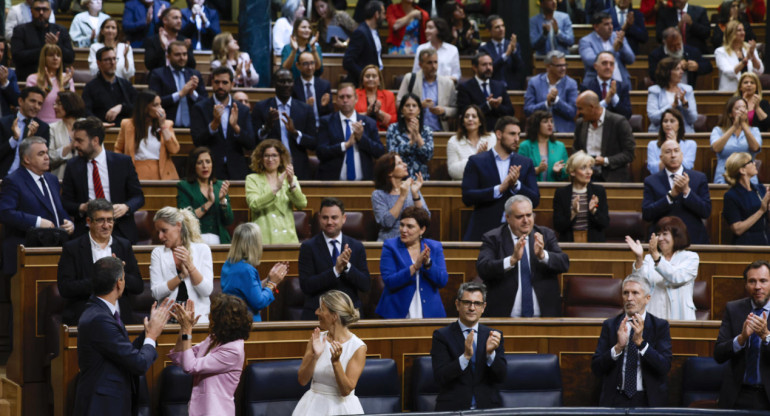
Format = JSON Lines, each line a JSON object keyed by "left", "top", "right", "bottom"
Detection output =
{"left": 175, "top": 70, "right": 190, "bottom": 127}
{"left": 481, "top": 81, "right": 490, "bottom": 98}
{"left": 623, "top": 327, "right": 638, "bottom": 397}
{"left": 345, "top": 119, "right": 356, "bottom": 180}
{"left": 745, "top": 307, "right": 765, "bottom": 384}
{"left": 519, "top": 238, "right": 534, "bottom": 317}
{"left": 307, "top": 83, "right": 319, "bottom": 127}
{"left": 330, "top": 239, "right": 339, "bottom": 266}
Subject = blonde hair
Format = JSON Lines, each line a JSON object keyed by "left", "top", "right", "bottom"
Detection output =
{"left": 35, "top": 44, "right": 64, "bottom": 92}
{"left": 212, "top": 32, "right": 234, "bottom": 66}
{"left": 724, "top": 20, "right": 748, "bottom": 56}
{"left": 153, "top": 206, "right": 202, "bottom": 253}
{"left": 735, "top": 72, "right": 763, "bottom": 101}
{"left": 565, "top": 150, "right": 595, "bottom": 182}
{"left": 723, "top": 152, "right": 753, "bottom": 186}
{"left": 226, "top": 223, "right": 263, "bottom": 267}
{"left": 320, "top": 290, "right": 360, "bottom": 326}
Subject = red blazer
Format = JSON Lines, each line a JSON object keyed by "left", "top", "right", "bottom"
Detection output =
{"left": 386, "top": 4, "right": 428, "bottom": 48}
{"left": 354, "top": 88, "right": 397, "bottom": 131}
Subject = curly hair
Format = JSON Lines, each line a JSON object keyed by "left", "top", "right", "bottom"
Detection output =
{"left": 249, "top": 139, "right": 290, "bottom": 173}
{"left": 525, "top": 110, "right": 555, "bottom": 143}
{"left": 209, "top": 294, "right": 252, "bottom": 346}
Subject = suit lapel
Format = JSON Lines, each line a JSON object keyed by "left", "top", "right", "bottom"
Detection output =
{"left": 501, "top": 226, "right": 513, "bottom": 258}
{"left": 658, "top": 170, "right": 671, "bottom": 192}
{"left": 21, "top": 170, "right": 54, "bottom": 216}
{"left": 315, "top": 233, "right": 334, "bottom": 267}
{"left": 601, "top": 114, "right": 611, "bottom": 156}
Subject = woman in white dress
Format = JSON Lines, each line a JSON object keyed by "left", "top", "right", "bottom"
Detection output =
{"left": 446, "top": 104, "right": 495, "bottom": 180}
{"left": 294, "top": 290, "right": 367, "bottom": 416}
{"left": 211, "top": 32, "right": 259, "bottom": 87}
{"left": 411, "top": 17, "right": 461, "bottom": 82}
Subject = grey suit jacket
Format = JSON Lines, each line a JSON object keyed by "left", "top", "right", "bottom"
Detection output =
{"left": 397, "top": 70, "right": 457, "bottom": 131}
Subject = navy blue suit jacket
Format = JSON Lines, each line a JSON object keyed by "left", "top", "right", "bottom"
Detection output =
{"left": 580, "top": 77, "right": 632, "bottom": 119}
{"left": 251, "top": 97, "right": 318, "bottom": 180}
{"left": 584, "top": 0, "right": 613, "bottom": 22}
{"left": 142, "top": 34, "right": 196, "bottom": 72}
{"left": 0, "top": 168, "right": 70, "bottom": 275}
{"left": 147, "top": 66, "right": 207, "bottom": 127}
{"left": 431, "top": 321, "right": 507, "bottom": 410}
{"left": 642, "top": 168, "right": 711, "bottom": 244}
{"left": 478, "top": 40, "right": 525, "bottom": 90}
{"left": 648, "top": 45, "right": 711, "bottom": 88}
{"left": 457, "top": 78, "right": 514, "bottom": 131}
{"left": 190, "top": 97, "right": 255, "bottom": 180}
{"left": 0, "top": 69, "right": 19, "bottom": 117}
{"left": 122, "top": 0, "right": 170, "bottom": 47}
{"left": 343, "top": 22, "right": 381, "bottom": 86}
{"left": 61, "top": 151, "right": 145, "bottom": 243}
{"left": 292, "top": 77, "right": 334, "bottom": 121}
{"left": 609, "top": 7, "right": 648, "bottom": 53}
{"left": 591, "top": 312, "right": 672, "bottom": 407}
{"left": 72, "top": 296, "right": 156, "bottom": 416}
{"left": 181, "top": 6, "right": 220, "bottom": 50}
{"left": 656, "top": 5, "right": 711, "bottom": 54}
{"left": 297, "top": 232, "right": 371, "bottom": 319}
{"left": 0, "top": 114, "right": 51, "bottom": 178}
{"left": 315, "top": 112, "right": 385, "bottom": 180}
{"left": 460, "top": 150, "right": 539, "bottom": 241}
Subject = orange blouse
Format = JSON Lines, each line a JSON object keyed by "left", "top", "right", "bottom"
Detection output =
{"left": 355, "top": 88, "right": 397, "bottom": 131}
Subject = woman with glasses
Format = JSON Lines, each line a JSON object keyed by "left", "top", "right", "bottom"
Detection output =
{"left": 723, "top": 152, "right": 770, "bottom": 245}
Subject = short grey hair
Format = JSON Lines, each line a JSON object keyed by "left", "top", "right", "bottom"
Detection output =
{"left": 622, "top": 273, "right": 651, "bottom": 296}
{"left": 662, "top": 26, "right": 681, "bottom": 42}
{"left": 544, "top": 50, "right": 566, "bottom": 66}
{"left": 19, "top": 136, "right": 47, "bottom": 160}
{"left": 504, "top": 195, "right": 533, "bottom": 215}
{"left": 457, "top": 281, "right": 487, "bottom": 302}
{"left": 419, "top": 48, "right": 437, "bottom": 63}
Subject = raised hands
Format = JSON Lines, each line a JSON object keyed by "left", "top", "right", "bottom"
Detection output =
{"left": 510, "top": 234, "right": 527, "bottom": 264}
{"left": 486, "top": 330, "right": 501, "bottom": 355}
{"left": 171, "top": 300, "right": 200, "bottom": 333}
{"left": 411, "top": 172, "right": 424, "bottom": 195}
{"left": 329, "top": 339, "right": 343, "bottom": 362}
{"left": 335, "top": 244, "right": 352, "bottom": 275}
{"left": 463, "top": 328, "right": 474, "bottom": 359}
{"left": 145, "top": 298, "right": 174, "bottom": 341}
{"left": 570, "top": 194, "right": 579, "bottom": 219}
{"left": 553, "top": 160, "right": 565, "bottom": 175}
{"left": 648, "top": 232, "right": 660, "bottom": 260}
{"left": 614, "top": 315, "right": 630, "bottom": 353}
{"left": 218, "top": 180, "right": 230, "bottom": 202}
{"left": 268, "top": 261, "right": 289, "bottom": 284}
{"left": 44, "top": 31, "right": 60, "bottom": 45}
{"left": 625, "top": 235, "right": 644, "bottom": 261}
{"left": 589, "top": 194, "right": 599, "bottom": 214}
{"left": 533, "top": 232, "right": 545, "bottom": 260}
{"left": 500, "top": 165, "right": 521, "bottom": 192}
{"left": 311, "top": 327, "right": 324, "bottom": 358}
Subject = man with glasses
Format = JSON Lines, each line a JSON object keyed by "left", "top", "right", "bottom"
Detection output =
{"left": 524, "top": 50, "right": 578, "bottom": 133}
{"left": 430, "top": 281, "right": 507, "bottom": 410}
{"left": 82, "top": 47, "right": 138, "bottom": 125}
{"left": 10, "top": 0, "right": 74, "bottom": 80}
{"left": 57, "top": 198, "right": 143, "bottom": 326}
{"left": 292, "top": 51, "right": 333, "bottom": 129}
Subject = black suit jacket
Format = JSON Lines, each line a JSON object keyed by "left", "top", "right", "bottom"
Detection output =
{"left": 476, "top": 224, "right": 569, "bottom": 317}
{"left": 292, "top": 77, "right": 334, "bottom": 122}
{"left": 655, "top": 5, "right": 711, "bottom": 54}
{"left": 609, "top": 7, "right": 648, "bottom": 53}
{"left": 190, "top": 97, "right": 255, "bottom": 180}
{"left": 315, "top": 112, "right": 385, "bottom": 180}
{"left": 574, "top": 110, "right": 636, "bottom": 182}
{"left": 82, "top": 74, "right": 138, "bottom": 124}
{"left": 457, "top": 77, "right": 514, "bottom": 131}
{"left": 648, "top": 45, "right": 712, "bottom": 88}
{"left": 61, "top": 151, "right": 145, "bottom": 243}
{"left": 591, "top": 312, "right": 673, "bottom": 407}
{"left": 343, "top": 22, "right": 381, "bottom": 86}
{"left": 431, "top": 321, "right": 507, "bottom": 411}
{"left": 478, "top": 40, "right": 525, "bottom": 90}
{"left": 142, "top": 33, "right": 196, "bottom": 72}
{"left": 72, "top": 296, "right": 156, "bottom": 416}
{"left": 10, "top": 22, "right": 75, "bottom": 80}
{"left": 251, "top": 97, "right": 318, "bottom": 180}
{"left": 553, "top": 182, "right": 609, "bottom": 242}
{"left": 642, "top": 168, "right": 711, "bottom": 244}
{"left": 715, "top": 298, "right": 770, "bottom": 408}
{"left": 57, "top": 234, "right": 143, "bottom": 325}
{"left": 580, "top": 78, "right": 632, "bottom": 119}
{"left": 147, "top": 66, "right": 208, "bottom": 127}
{"left": 180, "top": 6, "right": 220, "bottom": 50}
{"left": 0, "top": 69, "right": 19, "bottom": 117}
{"left": 0, "top": 114, "right": 51, "bottom": 177}
{"left": 460, "top": 150, "right": 539, "bottom": 241}
{"left": 297, "top": 232, "right": 371, "bottom": 319}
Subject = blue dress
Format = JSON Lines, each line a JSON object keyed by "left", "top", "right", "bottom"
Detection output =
{"left": 710, "top": 126, "right": 762, "bottom": 184}
{"left": 723, "top": 184, "right": 770, "bottom": 245}
{"left": 220, "top": 260, "right": 274, "bottom": 321}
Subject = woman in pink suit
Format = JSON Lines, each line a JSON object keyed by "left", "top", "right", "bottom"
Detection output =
{"left": 169, "top": 294, "right": 252, "bottom": 416}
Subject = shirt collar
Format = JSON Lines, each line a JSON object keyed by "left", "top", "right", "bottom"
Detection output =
{"left": 214, "top": 94, "right": 232, "bottom": 107}
{"left": 339, "top": 111, "right": 358, "bottom": 124}
{"left": 679, "top": 3, "right": 688, "bottom": 13}
{"left": 665, "top": 165, "right": 684, "bottom": 177}
{"left": 491, "top": 145, "right": 508, "bottom": 161}
{"left": 616, "top": 5, "right": 628, "bottom": 13}
{"left": 598, "top": 107, "right": 606, "bottom": 124}
{"left": 91, "top": 147, "right": 107, "bottom": 164}
{"left": 302, "top": 76, "right": 315, "bottom": 86}
{"left": 16, "top": 111, "right": 27, "bottom": 122}
{"left": 475, "top": 76, "right": 489, "bottom": 86}
{"left": 25, "top": 168, "right": 43, "bottom": 182}
{"left": 97, "top": 296, "right": 118, "bottom": 314}
{"left": 88, "top": 232, "right": 113, "bottom": 251}
{"left": 626, "top": 310, "right": 647, "bottom": 322}
{"left": 323, "top": 232, "right": 343, "bottom": 246}
{"left": 457, "top": 319, "right": 479, "bottom": 334}
{"left": 276, "top": 96, "right": 292, "bottom": 107}
{"left": 596, "top": 75, "right": 612, "bottom": 85}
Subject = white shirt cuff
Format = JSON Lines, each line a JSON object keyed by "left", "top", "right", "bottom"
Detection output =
{"left": 144, "top": 338, "right": 156, "bottom": 348}
{"left": 35, "top": 216, "right": 41, "bottom": 227}
{"left": 459, "top": 354, "right": 470, "bottom": 370}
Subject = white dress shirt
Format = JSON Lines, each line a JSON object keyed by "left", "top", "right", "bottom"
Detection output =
{"left": 87, "top": 148, "right": 111, "bottom": 201}
{"left": 323, "top": 232, "right": 350, "bottom": 277}
{"left": 89, "top": 233, "right": 113, "bottom": 263}
{"left": 610, "top": 311, "right": 651, "bottom": 392}
{"left": 26, "top": 168, "right": 60, "bottom": 227}
{"left": 586, "top": 108, "right": 606, "bottom": 161}
{"left": 503, "top": 230, "right": 550, "bottom": 317}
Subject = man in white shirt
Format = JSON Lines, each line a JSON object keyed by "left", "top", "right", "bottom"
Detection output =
{"left": 591, "top": 274, "right": 672, "bottom": 407}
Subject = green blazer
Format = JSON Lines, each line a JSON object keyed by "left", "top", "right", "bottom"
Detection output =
{"left": 177, "top": 180, "right": 234, "bottom": 243}
{"left": 518, "top": 139, "right": 569, "bottom": 182}
{"left": 245, "top": 173, "right": 307, "bottom": 244}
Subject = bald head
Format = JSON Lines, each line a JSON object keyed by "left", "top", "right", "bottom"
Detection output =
{"left": 576, "top": 90, "right": 602, "bottom": 121}
{"left": 660, "top": 139, "right": 682, "bottom": 171}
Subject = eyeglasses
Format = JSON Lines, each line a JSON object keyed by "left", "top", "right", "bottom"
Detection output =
{"left": 549, "top": 63, "right": 568, "bottom": 68}
{"left": 32, "top": 7, "right": 50, "bottom": 12}
{"left": 743, "top": 159, "right": 757, "bottom": 167}
{"left": 458, "top": 300, "right": 485, "bottom": 307}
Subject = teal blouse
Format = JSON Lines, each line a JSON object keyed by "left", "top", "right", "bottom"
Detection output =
{"left": 176, "top": 180, "right": 234, "bottom": 244}
{"left": 518, "top": 139, "right": 569, "bottom": 182}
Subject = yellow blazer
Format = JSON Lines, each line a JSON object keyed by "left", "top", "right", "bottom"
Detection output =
{"left": 114, "top": 119, "right": 180, "bottom": 180}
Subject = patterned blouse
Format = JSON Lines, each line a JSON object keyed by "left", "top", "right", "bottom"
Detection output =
{"left": 385, "top": 123, "right": 434, "bottom": 179}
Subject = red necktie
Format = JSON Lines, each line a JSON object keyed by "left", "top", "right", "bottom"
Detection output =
{"left": 601, "top": 82, "right": 607, "bottom": 99}
{"left": 680, "top": 10, "right": 686, "bottom": 43}
{"left": 92, "top": 159, "right": 105, "bottom": 199}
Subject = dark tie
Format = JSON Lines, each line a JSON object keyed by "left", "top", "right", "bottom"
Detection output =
{"left": 21, "top": 118, "right": 30, "bottom": 140}
{"left": 601, "top": 82, "right": 608, "bottom": 100}
{"left": 623, "top": 327, "right": 639, "bottom": 398}
{"left": 497, "top": 42, "right": 504, "bottom": 57}
{"left": 464, "top": 328, "right": 478, "bottom": 408}
{"left": 345, "top": 119, "right": 356, "bottom": 180}
{"left": 619, "top": 10, "right": 626, "bottom": 27}
{"left": 39, "top": 176, "right": 58, "bottom": 226}
{"left": 679, "top": 10, "right": 686, "bottom": 43}
{"left": 519, "top": 237, "right": 534, "bottom": 317}
{"left": 176, "top": 276, "right": 189, "bottom": 302}
{"left": 482, "top": 82, "right": 490, "bottom": 98}
{"left": 92, "top": 159, "right": 105, "bottom": 199}
{"left": 330, "top": 239, "right": 340, "bottom": 266}
{"left": 113, "top": 310, "right": 123, "bottom": 327}
{"left": 305, "top": 82, "right": 314, "bottom": 100}
{"left": 745, "top": 307, "right": 764, "bottom": 384}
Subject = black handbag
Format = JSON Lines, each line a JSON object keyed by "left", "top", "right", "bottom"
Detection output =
{"left": 24, "top": 227, "right": 69, "bottom": 247}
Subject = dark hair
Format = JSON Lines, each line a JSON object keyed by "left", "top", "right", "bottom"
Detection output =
{"left": 373, "top": 152, "right": 398, "bottom": 192}
{"left": 396, "top": 93, "right": 424, "bottom": 133}
{"left": 272, "top": 68, "right": 292, "bottom": 86}
{"left": 337, "top": 81, "right": 356, "bottom": 95}
{"left": 721, "top": 96, "right": 747, "bottom": 130}
{"left": 97, "top": 18, "right": 123, "bottom": 43}
{"left": 525, "top": 110, "right": 555, "bottom": 143}
{"left": 718, "top": 0, "right": 745, "bottom": 24}
{"left": 428, "top": 17, "right": 451, "bottom": 43}
{"left": 20, "top": 86, "right": 45, "bottom": 101}
{"left": 593, "top": 50, "right": 615, "bottom": 65}
{"left": 185, "top": 146, "right": 216, "bottom": 183}
{"left": 457, "top": 281, "right": 487, "bottom": 302}
{"left": 73, "top": 116, "right": 105, "bottom": 144}
{"left": 471, "top": 51, "right": 491, "bottom": 67}
{"left": 87, "top": 198, "right": 114, "bottom": 220}
{"left": 160, "top": 6, "right": 181, "bottom": 28}
{"left": 320, "top": 197, "right": 345, "bottom": 213}
{"left": 457, "top": 104, "right": 487, "bottom": 139}
{"left": 211, "top": 65, "right": 233, "bottom": 81}
{"left": 655, "top": 57, "right": 682, "bottom": 88}
{"left": 310, "top": 0, "right": 338, "bottom": 33}
{"left": 56, "top": 91, "right": 86, "bottom": 118}
{"left": 654, "top": 216, "right": 690, "bottom": 252}
{"left": 292, "top": 17, "right": 312, "bottom": 40}
{"left": 362, "top": 0, "right": 383, "bottom": 20}
{"left": 441, "top": 2, "right": 467, "bottom": 26}
{"left": 95, "top": 46, "right": 113, "bottom": 61}
{"left": 592, "top": 11, "right": 611, "bottom": 25}
{"left": 132, "top": 89, "right": 161, "bottom": 152}
{"left": 208, "top": 294, "right": 252, "bottom": 346}
{"left": 744, "top": 259, "right": 770, "bottom": 280}
{"left": 485, "top": 14, "right": 502, "bottom": 29}
{"left": 250, "top": 139, "right": 290, "bottom": 173}
{"left": 401, "top": 206, "right": 430, "bottom": 229}
{"left": 92, "top": 256, "right": 123, "bottom": 296}
{"left": 167, "top": 40, "right": 187, "bottom": 55}
{"left": 495, "top": 115, "right": 521, "bottom": 133}
{"left": 656, "top": 108, "right": 685, "bottom": 147}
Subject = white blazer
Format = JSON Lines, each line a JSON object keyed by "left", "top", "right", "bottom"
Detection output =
{"left": 150, "top": 242, "right": 214, "bottom": 323}
{"left": 633, "top": 250, "right": 699, "bottom": 320}
{"left": 715, "top": 45, "right": 764, "bottom": 91}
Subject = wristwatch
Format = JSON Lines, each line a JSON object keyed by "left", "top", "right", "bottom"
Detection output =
{"left": 181, "top": 334, "right": 191, "bottom": 341}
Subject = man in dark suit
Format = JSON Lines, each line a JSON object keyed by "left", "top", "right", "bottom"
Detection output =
{"left": 57, "top": 199, "right": 143, "bottom": 326}
{"left": 476, "top": 195, "right": 569, "bottom": 317}
{"left": 298, "top": 197, "right": 370, "bottom": 320}
{"left": 180, "top": 0, "right": 220, "bottom": 50}
{"left": 82, "top": 46, "right": 138, "bottom": 125}
{"left": 0, "top": 86, "right": 50, "bottom": 178}
{"left": 62, "top": 117, "right": 145, "bottom": 243}
{"left": 461, "top": 116, "right": 538, "bottom": 241}
{"left": 580, "top": 52, "right": 632, "bottom": 119}
{"left": 584, "top": 0, "right": 613, "bottom": 22}
{"left": 148, "top": 40, "right": 207, "bottom": 128}
{"left": 122, "top": 0, "right": 171, "bottom": 47}
{"left": 343, "top": 1, "right": 384, "bottom": 86}
{"left": 574, "top": 90, "right": 635, "bottom": 182}
{"left": 0, "top": 41, "right": 20, "bottom": 118}
{"left": 457, "top": 52, "right": 514, "bottom": 132}
{"left": 191, "top": 66, "right": 255, "bottom": 180}
{"left": 655, "top": 0, "right": 711, "bottom": 54}
{"left": 609, "top": 0, "right": 648, "bottom": 53}
{"left": 431, "top": 282, "right": 506, "bottom": 411}
{"left": 143, "top": 7, "right": 196, "bottom": 71}
{"left": 591, "top": 274, "right": 672, "bottom": 407}
{"left": 649, "top": 27, "right": 711, "bottom": 88}
{"left": 642, "top": 140, "right": 711, "bottom": 244}
{"left": 10, "top": 0, "right": 74, "bottom": 80}
{"left": 715, "top": 260, "right": 770, "bottom": 410}
{"left": 292, "top": 51, "right": 333, "bottom": 129}
{"left": 316, "top": 82, "right": 385, "bottom": 181}
{"left": 73, "top": 256, "right": 173, "bottom": 416}
{"left": 252, "top": 68, "right": 318, "bottom": 180}
{"left": 478, "top": 15, "right": 525, "bottom": 90}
